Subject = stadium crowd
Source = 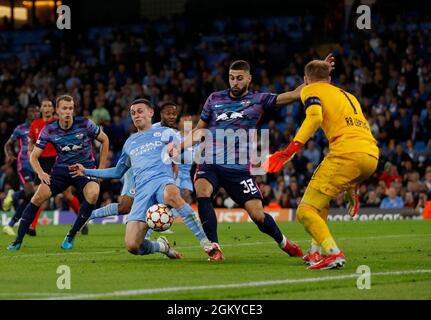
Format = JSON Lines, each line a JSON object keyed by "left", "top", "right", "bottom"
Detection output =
{"left": 0, "top": 10, "right": 431, "bottom": 216}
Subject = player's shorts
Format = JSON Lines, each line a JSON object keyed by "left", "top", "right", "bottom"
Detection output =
{"left": 17, "top": 166, "right": 34, "bottom": 186}
{"left": 176, "top": 175, "right": 193, "bottom": 192}
{"left": 307, "top": 152, "right": 378, "bottom": 199}
{"left": 194, "top": 164, "right": 262, "bottom": 207}
{"left": 121, "top": 168, "right": 136, "bottom": 198}
{"left": 34, "top": 156, "right": 57, "bottom": 185}
{"left": 49, "top": 166, "right": 98, "bottom": 197}
{"left": 127, "top": 176, "right": 177, "bottom": 223}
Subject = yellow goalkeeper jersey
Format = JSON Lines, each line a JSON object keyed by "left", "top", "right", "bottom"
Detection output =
{"left": 300, "top": 82, "right": 379, "bottom": 158}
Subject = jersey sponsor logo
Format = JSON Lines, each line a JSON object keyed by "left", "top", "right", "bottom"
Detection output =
{"left": 130, "top": 141, "right": 163, "bottom": 156}
{"left": 61, "top": 144, "right": 83, "bottom": 152}
{"left": 215, "top": 111, "right": 244, "bottom": 122}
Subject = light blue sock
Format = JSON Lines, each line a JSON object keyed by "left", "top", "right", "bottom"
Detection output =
{"left": 175, "top": 204, "right": 207, "bottom": 241}
{"left": 138, "top": 239, "right": 162, "bottom": 255}
{"left": 90, "top": 203, "right": 119, "bottom": 220}
{"left": 145, "top": 228, "right": 153, "bottom": 239}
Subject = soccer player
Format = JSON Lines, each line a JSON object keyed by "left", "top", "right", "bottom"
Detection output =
{"left": 263, "top": 60, "right": 379, "bottom": 270}
{"left": 88, "top": 101, "right": 180, "bottom": 220}
{"left": 176, "top": 115, "right": 196, "bottom": 204}
{"left": 2, "top": 106, "right": 38, "bottom": 236}
{"left": 6, "top": 95, "right": 109, "bottom": 251}
{"left": 27, "top": 98, "right": 84, "bottom": 235}
{"left": 70, "top": 99, "right": 216, "bottom": 259}
{"left": 183, "top": 58, "right": 334, "bottom": 260}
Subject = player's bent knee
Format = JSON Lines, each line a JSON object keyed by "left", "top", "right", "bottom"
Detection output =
{"left": 194, "top": 179, "right": 212, "bottom": 197}
{"left": 165, "top": 193, "right": 184, "bottom": 208}
{"left": 83, "top": 183, "right": 100, "bottom": 204}
{"left": 125, "top": 240, "right": 140, "bottom": 255}
{"left": 32, "top": 185, "right": 51, "bottom": 206}
{"left": 249, "top": 210, "right": 265, "bottom": 224}
{"left": 118, "top": 202, "right": 132, "bottom": 215}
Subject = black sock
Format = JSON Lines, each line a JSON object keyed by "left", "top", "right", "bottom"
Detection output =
{"left": 14, "top": 202, "right": 39, "bottom": 244}
{"left": 8, "top": 199, "right": 29, "bottom": 227}
{"left": 67, "top": 200, "right": 94, "bottom": 237}
{"left": 12, "top": 190, "right": 25, "bottom": 209}
{"left": 197, "top": 197, "right": 218, "bottom": 243}
{"left": 255, "top": 213, "right": 283, "bottom": 244}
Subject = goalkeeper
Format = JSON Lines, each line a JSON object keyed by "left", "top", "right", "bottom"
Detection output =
{"left": 263, "top": 60, "right": 379, "bottom": 270}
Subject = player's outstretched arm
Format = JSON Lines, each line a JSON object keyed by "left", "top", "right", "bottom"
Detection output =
{"left": 30, "top": 146, "right": 51, "bottom": 185}
{"left": 69, "top": 160, "right": 129, "bottom": 179}
{"left": 275, "top": 83, "right": 304, "bottom": 106}
{"left": 96, "top": 130, "right": 109, "bottom": 169}
{"left": 180, "top": 119, "right": 208, "bottom": 151}
{"left": 262, "top": 105, "right": 323, "bottom": 173}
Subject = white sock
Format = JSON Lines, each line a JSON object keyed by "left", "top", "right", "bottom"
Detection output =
{"left": 279, "top": 235, "right": 287, "bottom": 248}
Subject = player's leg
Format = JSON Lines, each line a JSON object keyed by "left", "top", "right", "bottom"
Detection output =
{"left": 162, "top": 183, "right": 215, "bottom": 257}
{"left": 125, "top": 190, "right": 182, "bottom": 259}
{"left": 297, "top": 187, "right": 345, "bottom": 269}
{"left": 62, "top": 180, "right": 99, "bottom": 249}
{"left": 63, "top": 187, "right": 80, "bottom": 215}
{"left": 194, "top": 164, "right": 219, "bottom": 243}
{"left": 90, "top": 169, "right": 135, "bottom": 220}
{"left": 243, "top": 198, "right": 303, "bottom": 257}
{"left": 303, "top": 206, "right": 329, "bottom": 265}
{"left": 7, "top": 184, "right": 52, "bottom": 250}
{"left": 305, "top": 153, "right": 378, "bottom": 269}
{"left": 4, "top": 173, "right": 36, "bottom": 235}
{"left": 91, "top": 195, "right": 134, "bottom": 220}
{"left": 124, "top": 220, "right": 181, "bottom": 258}
{"left": 28, "top": 156, "right": 56, "bottom": 234}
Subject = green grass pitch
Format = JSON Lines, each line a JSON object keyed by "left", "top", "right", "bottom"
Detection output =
{"left": 1, "top": 220, "right": 430, "bottom": 300}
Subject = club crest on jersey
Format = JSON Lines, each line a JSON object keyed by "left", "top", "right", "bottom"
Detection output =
{"left": 75, "top": 133, "right": 84, "bottom": 139}
{"left": 153, "top": 131, "right": 162, "bottom": 137}
{"left": 240, "top": 100, "right": 251, "bottom": 107}
{"left": 216, "top": 111, "right": 244, "bottom": 122}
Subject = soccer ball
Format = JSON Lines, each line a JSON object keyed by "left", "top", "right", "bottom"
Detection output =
{"left": 146, "top": 204, "right": 174, "bottom": 231}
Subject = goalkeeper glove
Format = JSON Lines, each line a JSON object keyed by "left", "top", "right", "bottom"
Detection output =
{"left": 262, "top": 141, "right": 304, "bottom": 173}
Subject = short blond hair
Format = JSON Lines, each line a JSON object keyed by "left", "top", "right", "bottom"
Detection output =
{"left": 304, "top": 60, "right": 330, "bottom": 81}
{"left": 55, "top": 94, "right": 74, "bottom": 107}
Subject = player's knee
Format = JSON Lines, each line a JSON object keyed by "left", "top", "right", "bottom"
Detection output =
{"left": 32, "top": 187, "right": 50, "bottom": 206}
{"left": 195, "top": 181, "right": 212, "bottom": 197}
{"left": 85, "top": 190, "right": 99, "bottom": 204}
{"left": 125, "top": 240, "right": 139, "bottom": 255}
{"left": 118, "top": 201, "right": 131, "bottom": 215}
{"left": 296, "top": 204, "right": 315, "bottom": 226}
{"left": 166, "top": 193, "right": 184, "bottom": 208}
{"left": 248, "top": 209, "right": 265, "bottom": 224}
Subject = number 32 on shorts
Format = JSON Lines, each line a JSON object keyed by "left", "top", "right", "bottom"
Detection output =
{"left": 240, "top": 178, "right": 258, "bottom": 194}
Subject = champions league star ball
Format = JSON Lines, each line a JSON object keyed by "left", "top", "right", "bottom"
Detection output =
{"left": 146, "top": 204, "right": 174, "bottom": 231}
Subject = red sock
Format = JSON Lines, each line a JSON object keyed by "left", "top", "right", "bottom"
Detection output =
{"left": 31, "top": 207, "right": 43, "bottom": 229}
{"left": 67, "top": 196, "right": 81, "bottom": 215}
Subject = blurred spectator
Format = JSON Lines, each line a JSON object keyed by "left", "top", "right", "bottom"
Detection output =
{"left": 380, "top": 187, "right": 404, "bottom": 209}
